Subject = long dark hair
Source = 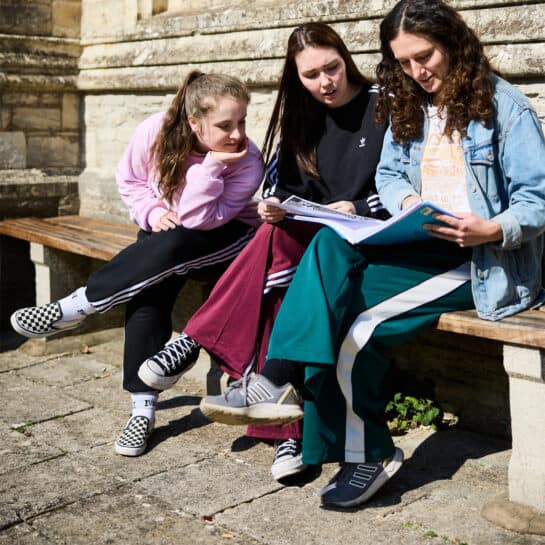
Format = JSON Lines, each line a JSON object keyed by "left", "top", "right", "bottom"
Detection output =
{"left": 375, "top": 0, "right": 494, "bottom": 143}
{"left": 150, "top": 71, "right": 250, "bottom": 204}
{"left": 262, "top": 22, "right": 371, "bottom": 178}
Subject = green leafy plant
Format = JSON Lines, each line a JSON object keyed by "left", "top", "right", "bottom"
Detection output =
{"left": 386, "top": 392, "right": 442, "bottom": 435}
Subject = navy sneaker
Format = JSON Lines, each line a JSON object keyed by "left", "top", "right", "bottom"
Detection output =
{"left": 319, "top": 447, "right": 404, "bottom": 507}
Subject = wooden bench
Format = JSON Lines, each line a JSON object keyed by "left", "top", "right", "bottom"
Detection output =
{"left": 2, "top": 215, "right": 545, "bottom": 514}
{"left": 0, "top": 214, "right": 224, "bottom": 394}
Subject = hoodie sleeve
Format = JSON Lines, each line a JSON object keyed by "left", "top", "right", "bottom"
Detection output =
{"left": 177, "top": 139, "right": 264, "bottom": 230}
{"left": 115, "top": 113, "right": 169, "bottom": 231}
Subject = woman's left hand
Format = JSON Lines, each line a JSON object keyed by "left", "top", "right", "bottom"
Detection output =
{"left": 425, "top": 212, "right": 503, "bottom": 247}
{"left": 327, "top": 201, "right": 356, "bottom": 214}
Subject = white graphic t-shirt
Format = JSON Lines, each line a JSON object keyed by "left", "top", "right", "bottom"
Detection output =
{"left": 420, "top": 105, "right": 471, "bottom": 214}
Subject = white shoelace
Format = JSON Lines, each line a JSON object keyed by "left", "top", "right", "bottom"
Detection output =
{"left": 152, "top": 335, "right": 198, "bottom": 372}
{"left": 274, "top": 438, "right": 300, "bottom": 460}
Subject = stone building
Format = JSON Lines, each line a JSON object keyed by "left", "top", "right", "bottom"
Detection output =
{"left": 1, "top": 0, "right": 544, "bottom": 432}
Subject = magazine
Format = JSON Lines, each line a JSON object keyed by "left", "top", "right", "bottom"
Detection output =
{"left": 266, "top": 195, "right": 459, "bottom": 245}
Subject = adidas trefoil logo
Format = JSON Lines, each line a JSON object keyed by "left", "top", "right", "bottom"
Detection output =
{"left": 359, "top": 137, "right": 366, "bottom": 148}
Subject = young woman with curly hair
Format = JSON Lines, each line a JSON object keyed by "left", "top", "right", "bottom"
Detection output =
{"left": 200, "top": 0, "right": 545, "bottom": 508}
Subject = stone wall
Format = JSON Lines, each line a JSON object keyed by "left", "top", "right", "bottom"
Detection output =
{"left": 76, "top": 0, "right": 545, "bottom": 219}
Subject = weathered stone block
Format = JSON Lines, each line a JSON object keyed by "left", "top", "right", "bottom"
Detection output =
{"left": 0, "top": 1, "right": 52, "bottom": 35}
{"left": 0, "top": 132, "right": 26, "bottom": 168}
{"left": 12, "top": 107, "right": 61, "bottom": 131}
{"left": 52, "top": 0, "right": 82, "bottom": 38}
{"left": 81, "top": 0, "right": 136, "bottom": 40}
{"left": 2, "top": 92, "right": 61, "bottom": 107}
{"left": 62, "top": 93, "right": 80, "bottom": 130}
{"left": 28, "top": 135, "right": 79, "bottom": 168}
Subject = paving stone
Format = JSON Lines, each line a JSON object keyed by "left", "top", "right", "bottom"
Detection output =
{"left": 0, "top": 351, "right": 68, "bottom": 373}
{"left": 62, "top": 372, "right": 127, "bottom": 414}
{"left": 0, "top": 522, "right": 52, "bottom": 544}
{"left": 0, "top": 453, "right": 120, "bottom": 520}
{"left": 393, "top": 481, "right": 545, "bottom": 545}
{"left": 0, "top": 423, "right": 63, "bottom": 476}
{"left": 30, "top": 487, "right": 259, "bottom": 545}
{"left": 0, "top": 508, "right": 21, "bottom": 534}
{"left": 0, "top": 373, "right": 91, "bottom": 427}
{"left": 17, "top": 354, "right": 117, "bottom": 387}
{"left": 216, "top": 485, "right": 435, "bottom": 545}
{"left": 24, "top": 408, "right": 120, "bottom": 452}
{"left": 139, "top": 455, "right": 283, "bottom": 518}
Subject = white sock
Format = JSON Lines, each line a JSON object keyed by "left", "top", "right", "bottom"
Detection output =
{"left": 57, "top": 287, "right": 96, "bottom": 322}
{"left": 131, "top": 392, "right": 158, "bottom": 428}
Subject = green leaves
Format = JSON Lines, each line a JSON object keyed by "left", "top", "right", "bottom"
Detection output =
{"left": 386, "top": 392, "right": 443, "bottom": 435}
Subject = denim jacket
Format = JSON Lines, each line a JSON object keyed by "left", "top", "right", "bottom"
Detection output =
{"left": 376, "top": 76, "right": 545, "bottom": 320}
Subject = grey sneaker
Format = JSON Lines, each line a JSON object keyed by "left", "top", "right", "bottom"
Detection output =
{"left": 114, "top": 415, "right": 153, "bottom": 457}
{"left": 10, "top": 302, "right": 84, "bottom": 338}
{"left": 271, "top": 438, "right": 308, "bottom": 481}
{"left": 319, "top": 447, "right": 404, "bottom": 507}
{"left": 199, "top": 372, "right": 304, "bottom": 425}
{"left": 138, "top": 333, "right": 200, "bottom": 390}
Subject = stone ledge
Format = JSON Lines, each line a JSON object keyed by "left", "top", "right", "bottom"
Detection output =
{"left": 80, "top": 0, "right": 537, "bottom": 43}
{"left": 76, "top": 44, "right": 544, "bottom": 92}
{"left": 80, "top": 4, "right": 544, "bottom": 61}
{"left": 0, "top": 169, "right": 79, "bottom": 219}
{"left": 0, "top": 73, "right": 77, "bottom": 91}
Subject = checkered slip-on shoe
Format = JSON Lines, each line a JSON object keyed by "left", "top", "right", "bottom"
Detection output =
{"left": 10, "top": 302, "right": 84, "bottom": 338}
{"left": 114, "top": 415, "right": 153, "bottom": 457}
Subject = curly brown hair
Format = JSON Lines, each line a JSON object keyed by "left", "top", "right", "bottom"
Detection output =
{"left": 262, "top": 22, "right": 371, "bottom": 179}
{"left": 150, "top": 71, "right": 250, "bottom": 204}
{"left": 375, "top": 0, "right": 495, "bottom": 143}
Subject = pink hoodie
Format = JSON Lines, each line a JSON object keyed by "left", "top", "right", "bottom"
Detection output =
{"left": 116, "top": 111, "right": 264, "bottom": 231}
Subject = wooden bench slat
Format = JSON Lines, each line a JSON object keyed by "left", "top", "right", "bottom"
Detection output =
{"left": 437, "top": 308, "right": 545, "bottom": 349}
{"left": 45, "top": 216, "right": 138, "bottom": 240}
{"left": 0, "top": 217, "right": 132, "bottom": 260}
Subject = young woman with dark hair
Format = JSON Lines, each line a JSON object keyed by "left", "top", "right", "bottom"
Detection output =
{"left": 11, "top": 70, "right": 264, "bottom": 457}
{"left": 201, "top": 0, "right": 545, "bottom": 507}
{"left": 137, "top": 22, "right": 389, "bottom": 480}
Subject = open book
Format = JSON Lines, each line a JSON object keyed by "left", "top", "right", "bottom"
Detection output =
{"left": 267, "top": 195, "right": 459, "bottom": 245}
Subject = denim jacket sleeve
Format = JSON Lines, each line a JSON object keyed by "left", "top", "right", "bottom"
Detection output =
{"left": 491, "top": 104, "right": 545, "bottom": 250}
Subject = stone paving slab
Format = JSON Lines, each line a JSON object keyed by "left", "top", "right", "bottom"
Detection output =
{"left": 140, "top": 455, "right": 283, "bottom": 518}
{"left": 0, "top": 350, "right": 72, "bottom": 373}
{"left": 30, "top": 487, "right": 260, "bottom": 545}
{"left": 25, "top": 407, "right": 120, "bottom": 452}
{"left": 0, "top": 424, "right": 63, "bottom": 476}
{"left": 0, "top": 522, "right": 53, "bottom": 544}
{"left": 16, "top": 354, "right": 117, "bottom": 387}
{"left": 1, "top": 453, "right": 121, "bottom": 521}
{"left": 0, "top": 373, "right": 91, "bottom": 427}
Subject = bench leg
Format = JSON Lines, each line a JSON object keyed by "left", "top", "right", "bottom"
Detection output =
{"left": 30, "top": 243, "right": 125, "bottom": 337}
{"left": 503, "top": 344, "right": 545, "bottom": 512}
